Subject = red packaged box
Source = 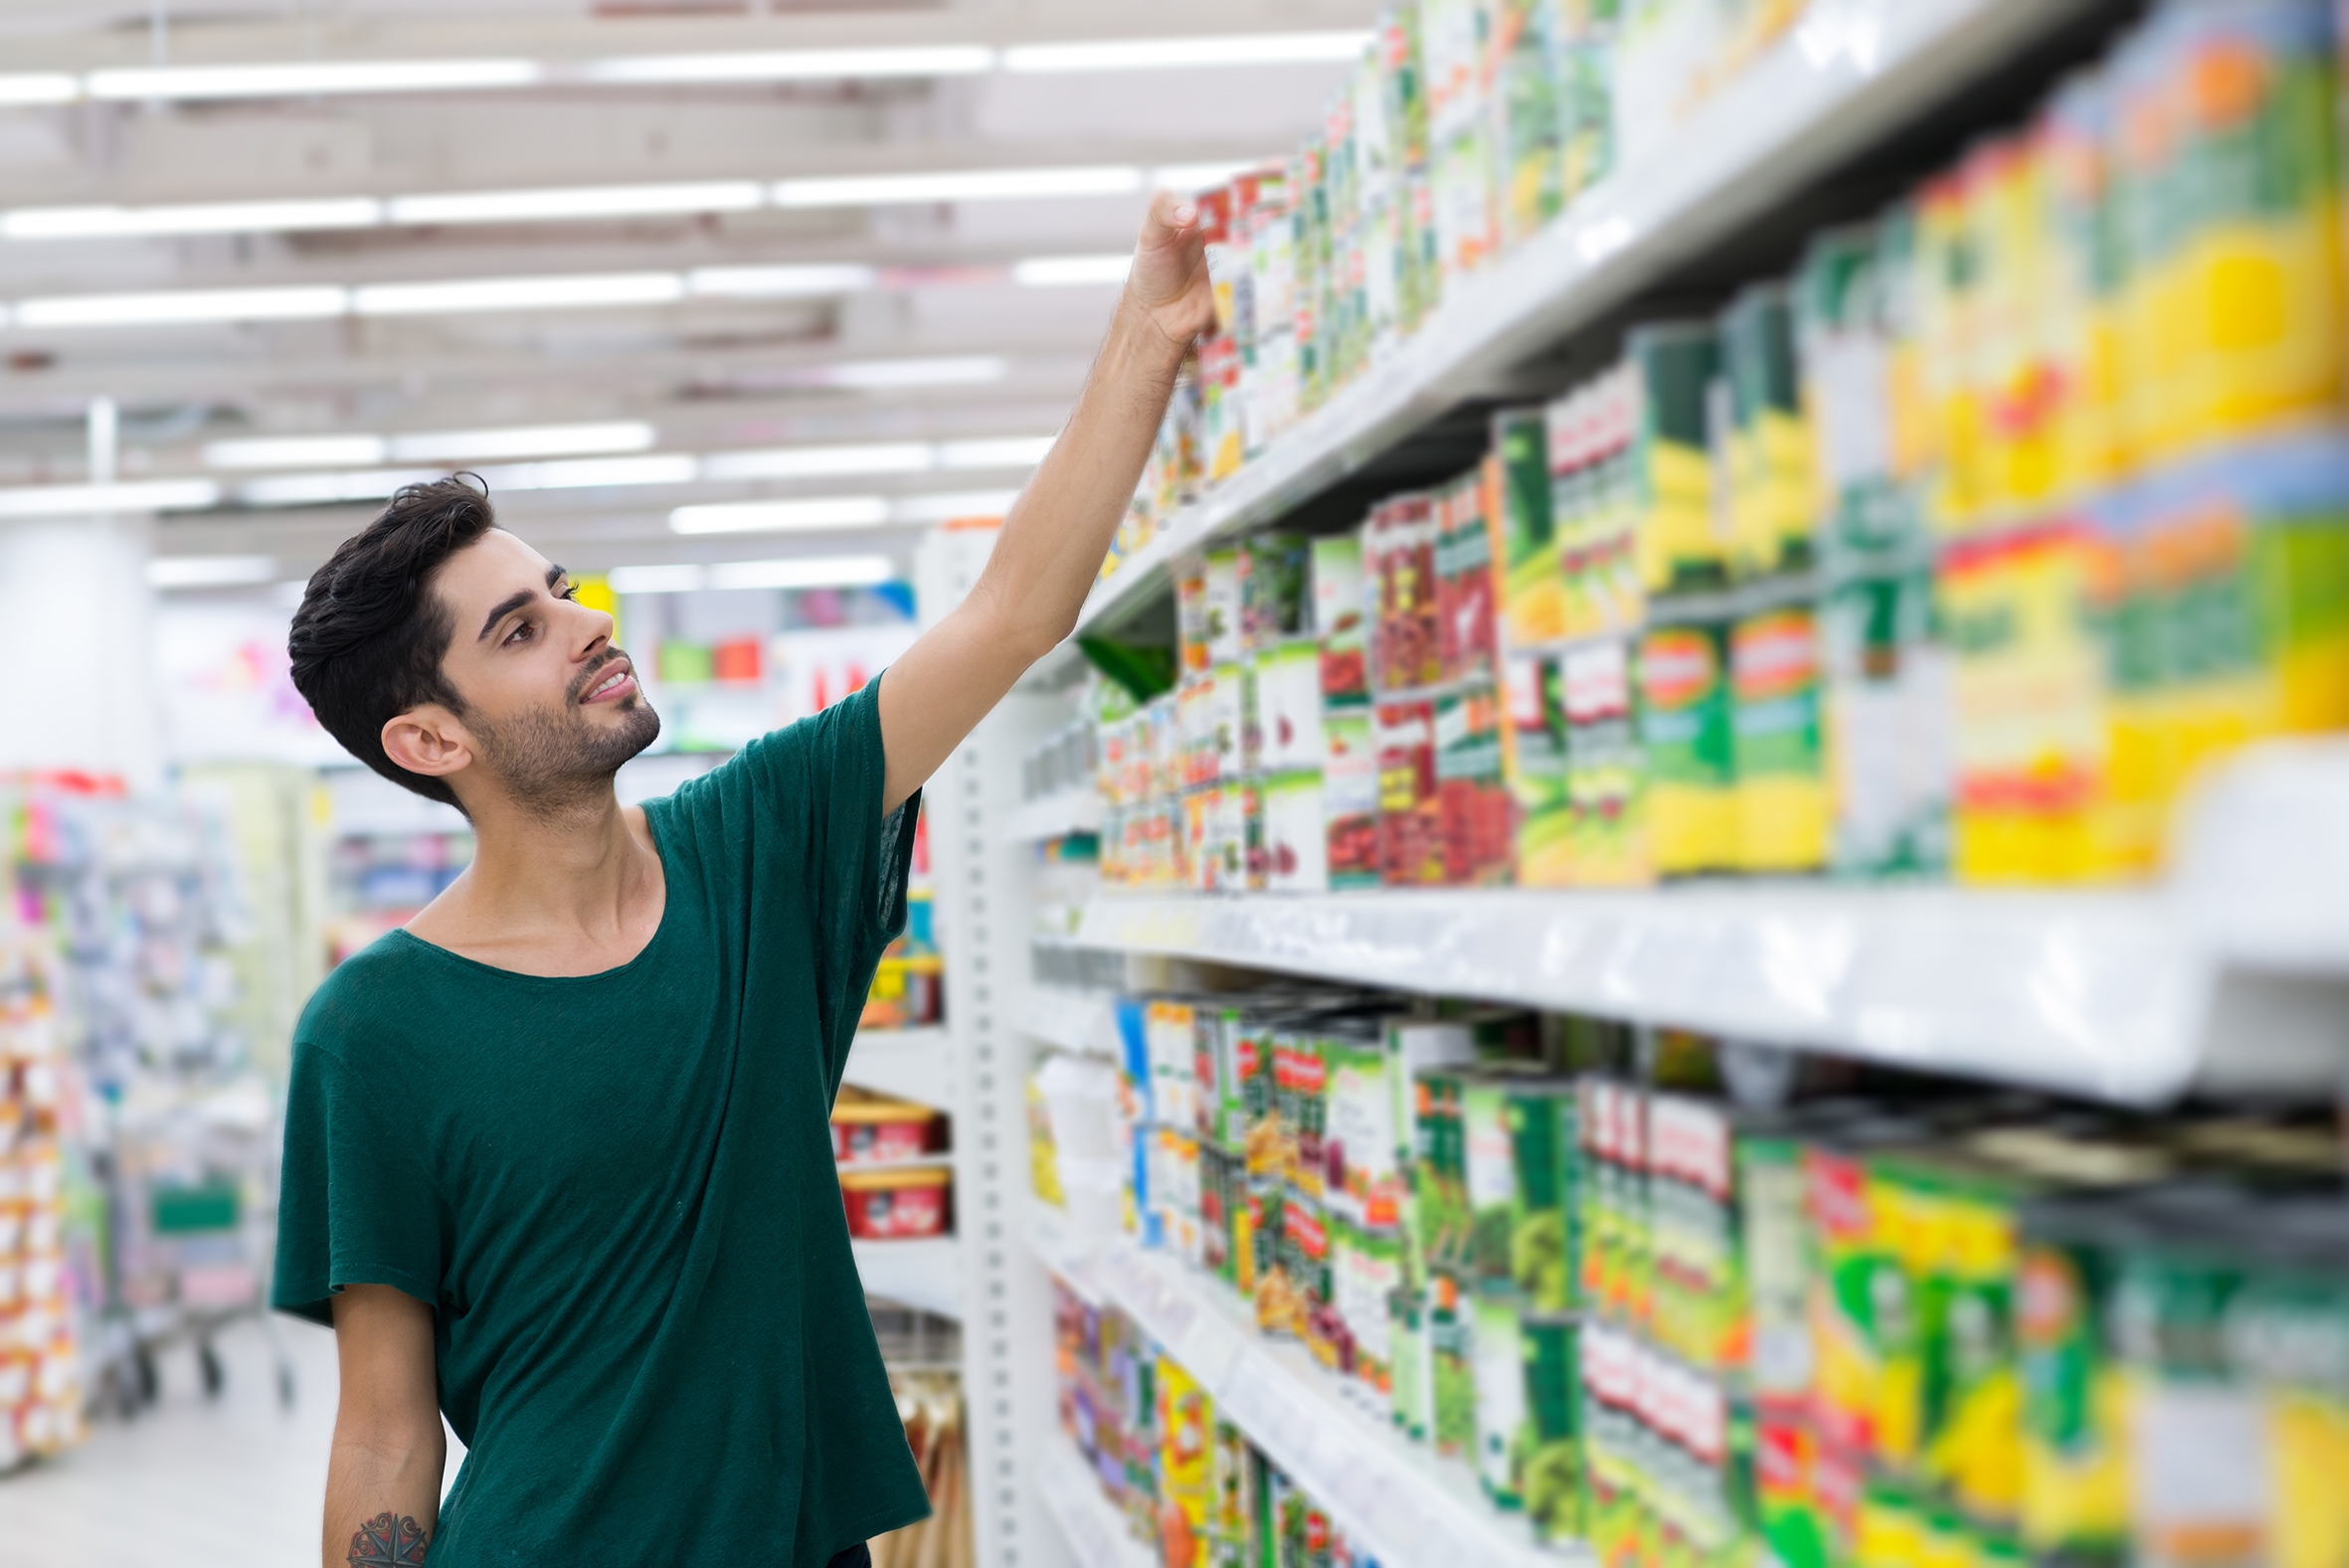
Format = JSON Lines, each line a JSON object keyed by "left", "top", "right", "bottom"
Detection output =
{"left": 839, "top": 1166, "right": 952, "bottom": 1239}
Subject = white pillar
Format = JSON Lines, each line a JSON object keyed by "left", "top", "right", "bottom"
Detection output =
{"left": 0, "top": 398, "right": 163, "bottom": 791}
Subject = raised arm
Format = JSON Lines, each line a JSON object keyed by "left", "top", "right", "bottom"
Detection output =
{"left": 877, "top": 189, "right": 1212, "bottom": 812}
{"left": 325, "top": 1284, "right": 446, "bottom": 1567}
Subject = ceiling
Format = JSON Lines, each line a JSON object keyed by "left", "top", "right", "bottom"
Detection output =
{"left": 0, "top": 0, "right": 1372, "bottom": 580}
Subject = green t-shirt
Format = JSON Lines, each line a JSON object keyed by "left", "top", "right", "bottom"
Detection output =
{"left": 272, "top": 678, "right": 930, "bottom": 1565}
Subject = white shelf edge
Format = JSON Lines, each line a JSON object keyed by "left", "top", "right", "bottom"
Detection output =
{"left": 842, "top": 1027, "right": 956, "bottom": 1115}
{"left": 1040, "top": 1431, "right": 1158, "bottom": 1568}
{"left": 1018, "top": 982, "right": 1125, "bottom": 1060}
{"left": 1028, "top": 1208, "right": 1583, "bottom": 1568}
{"left": 1006, "top": 788, "right": 1103, "bottom": 842}
{"left": 1064, "top": 0, "right": 2106, "bottom": 642}
{"left": 851, "top": 1234, "right": 962, "bottom": 1321}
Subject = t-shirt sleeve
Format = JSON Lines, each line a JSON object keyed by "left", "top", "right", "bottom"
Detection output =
{"left": 720, "top": 673, "right": 921, "bottom": 1090}
{"left": 271, "top": 1039, "right": 445, "bottom": 1327}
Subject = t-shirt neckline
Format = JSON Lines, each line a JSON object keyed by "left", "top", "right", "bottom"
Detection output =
{"left": 384, "top": 805, "right": 678, "bottom": 985}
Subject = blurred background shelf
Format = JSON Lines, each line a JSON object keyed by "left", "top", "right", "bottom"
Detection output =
{"left": 850, "top": 1236, "right": 963, "bottom": 1323}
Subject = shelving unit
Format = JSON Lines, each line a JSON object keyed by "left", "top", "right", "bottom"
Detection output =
{"left": 1029, "top": 1207, "right": 1578, "bottom": 1568}
{"left": 1005, "top": 788, "right": 1103, "bottom": 844}
{"left": 1035, "top": 0, "right": 2114, "bottom": 663}
{"left": 842, "top": 1027, "right": 958, "bottom": 1116}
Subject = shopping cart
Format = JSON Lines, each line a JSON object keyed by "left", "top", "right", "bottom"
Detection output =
{"left": 91, "top": 1080, "right": 294, "bottom": 1417}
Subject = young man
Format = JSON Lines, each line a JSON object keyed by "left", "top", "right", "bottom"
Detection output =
{"left": 272, "top": 193, "right": 1211, "bottom": 1568}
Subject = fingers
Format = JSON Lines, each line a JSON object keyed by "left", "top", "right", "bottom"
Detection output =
{"left": 1140, "top": 188, "right": 1201, "bottom": 252}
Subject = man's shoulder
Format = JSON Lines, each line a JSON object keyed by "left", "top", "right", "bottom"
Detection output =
{"left": 294, "top": 934, "right": 447, "bottom": 1053}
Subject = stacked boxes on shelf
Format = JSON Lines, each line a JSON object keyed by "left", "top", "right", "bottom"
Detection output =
{"left": 0, "top": 911, "right": 84, "bottom": 1471}
{"left": 1115, "top": 0, "right": 1813, "bottom": 576}
{"left": 1032, "top": 991, "right": 2349, "bottom": 1566}
{"left": 1093, "top": 0, "right": 2349, "bottom": 888}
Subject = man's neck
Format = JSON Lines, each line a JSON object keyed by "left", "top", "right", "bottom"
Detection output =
{"left": 407, "top": 784, "right": 666, "bottom": 977}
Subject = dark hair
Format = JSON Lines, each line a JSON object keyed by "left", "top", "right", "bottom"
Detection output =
{"left": 287, "top": 475, "right": 498, "bottom": 807}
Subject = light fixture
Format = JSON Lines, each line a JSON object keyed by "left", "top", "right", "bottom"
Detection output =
{"left": 700, "top": 442, "right": 933, "bottom": 482}
{"left": 386, "top": 182, "right": 764, "bottom": 227}
{"left": 1000, "top": 32, "right": 1372, "bottom": 73}
{"left": 204, "top": 435, "right": 390, "bottom": 470}
{"left": 937, "top": 436, "right": 1056, "bottom": 469}
{"left": 670, "top": 496, "right": 892, "bottom": 535}
{"left": 1151, "top": 160, "right": 1273, "bottom": 192}
{"left": 823, "top": 356, "right": 1008, "bottom": 390}
{"left": 387, "top": 423, "right": 656, "bottom": 463}
{"left": 237, "top": 469, "right": 441, "bottom": 507}
{"left": 475, "top": 455, "right": 699, "bottom": 492}
{"left": 0, "top": 479, "right": 222, "bottom": 517}
{"left": 707, "top": 555, "right": 895, "bottom": 590}
{"left": 14, "top": 285, "right": 348, "bottom": 327}
{"left": 146, "top": 555, "right": 277, "bottom": 589}
{"left": 688, "top": 264, "right": 878, "bottom": 298}
{"left": 84, "top": 59, "right": 544, "bottom": 101}
{"left": 609, "top": 563, "right": 710, "bottom": 595}
{"left": 3, "top": 198, "right": 384, "bottom": 241}
{"left": 583, "top": 47, "right": 993, "bottom": 84}
{"left": 891, "top": 489, "right": 1020, "bottom": 523}
{"left": 352, "top": 272, "right": 685, "bottom": 315}
{"left": 771, "top": 166, "right": 1141, "bottom": 208}
{"left": 1013, "top": 254, "right": 1132, "bottom": 287}
{"left": 0, "top": 75, "right": 78, "bottom": 106}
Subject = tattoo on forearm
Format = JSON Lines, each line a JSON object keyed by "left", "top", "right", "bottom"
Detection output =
{"left": 347, "top": 1512, "right": 429, "bottom": 1566}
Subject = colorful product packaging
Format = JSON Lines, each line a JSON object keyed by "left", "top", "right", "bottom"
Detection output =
{"left": 1564, "top": 636, "right": 1651, "bottom": 887}
{"left": 1497, "top": 406, "right": 1563, "bottom": 645}
{"left": 1323, "top": 711, "right": 1381, "bottom": 889}
{"left": 1730, "top": 602, "right": 1832, "bottom": 873}
{"left": 1376, "top": 697, "right": 1445, "bottom": 885}
{"left": 1505, "top": 652, "right": 1575, "bottom": 887}
{"left": 1313, "top": 533, "right": 1372, "bottom": 706}
{"left": 1433, "top": 683, "right": 1514, "bottom": 885}
{"left": 1638, "top": 614, "right": 1739, "bottom": 876}
{"left": 1629, "top": 322, "right": 1728, "bottom": 599}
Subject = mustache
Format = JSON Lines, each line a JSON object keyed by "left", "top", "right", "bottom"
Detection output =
{"left": 567, "top": 647, "right": 632, "bottom": 704}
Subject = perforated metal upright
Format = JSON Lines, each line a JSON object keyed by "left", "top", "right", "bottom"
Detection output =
{"left": 913, "top": 525, "right": 1075, "bottom": 1568}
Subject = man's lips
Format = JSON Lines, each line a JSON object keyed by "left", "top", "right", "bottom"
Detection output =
{"left": 581, "top": 659, "right": 636, "bottom": 704}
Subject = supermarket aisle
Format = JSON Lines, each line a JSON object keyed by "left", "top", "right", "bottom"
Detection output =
{"left": 5, "top": 1315, "right": 464, "bottom": 1566}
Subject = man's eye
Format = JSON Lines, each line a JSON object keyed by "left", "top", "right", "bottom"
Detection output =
{"left": 506, "top": 621, "right": 533, "bottom": 644}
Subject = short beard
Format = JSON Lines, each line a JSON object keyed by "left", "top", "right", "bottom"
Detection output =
{"left": 466, "top": 653, "right": 661, "bottom": 820}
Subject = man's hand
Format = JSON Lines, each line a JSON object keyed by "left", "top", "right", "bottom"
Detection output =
{"left": 873, "top": 188, "right": 1211, "bottom": 811}
{"left": 1124, "top": 189, "right": 1216, "bottom": 352}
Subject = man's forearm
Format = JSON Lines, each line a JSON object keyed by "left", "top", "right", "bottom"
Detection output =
{"left": 324, "top": 1427, "right": 445, "bottom": 1566}
{"left": 968, "top": 296, "right": 1188, "bottom": 654}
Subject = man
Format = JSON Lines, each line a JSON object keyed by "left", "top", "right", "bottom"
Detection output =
{"left": 272, "top": 193, "right": 1211, "bottom": 1567}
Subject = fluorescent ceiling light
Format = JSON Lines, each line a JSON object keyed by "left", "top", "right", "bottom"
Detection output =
{"left": 475, "top": 455, "right": 698, "bottom": 492}
{"left": 585, "top": 47, "right": 992, "bottom": 84}
{"left": 354, "top": 272, "right": 683, "bottom": 316}
{"left": 0, "top": 479, "right": 221, "bottom": 517}
{"left": 670, "top": 496, "right": 891, "bottom": 535}
{"left": 772, "top": 166, "right": 1140, "bottom": 208}
{"left": 938, "top": 436, "right": 1056, "bottom": 469}
{"left": 15, "top": 285, "right": 347, "bottom": 327}
{"left": 824, "top": 356, "right": 1007, "bottom": 390}
{"left": 205, "top": 435, "right": 390, "bottom": 470}
{"left": 147, "top": 555, "right": 276, "bottom": 589}
{"left": 1152, "top": 160, "right": 1271, "bottom": 192}
{"left": 388, "top": 423, "right": 655, "bottom": 463}
{"left": 1013, "top": 254, "right": 1132, "bottom": 287}
{"left": 708, "top": 555, "right": 895, "bottom": 591}
{"left": 688, "top": 264, "right": 877, "bottom": 298}
{"left": 892, "top": 490, "right": 1019, "bottom": 523}
{"left": 701, "top": 442, "right": 932, "bottom": 482}
{"left": 85, "top": 60, "right": 543, "bottom": 101}
{"left": 3, "top": 198, "right": 383, "bottom": 241}
{"left": 0, "top": 75, "right": 78, "bottom": 105}
{"left": 238, "top": 468, "right": 440, "bottom": 507}
{"left": 609, "top": 564, "right": 708, "bottom": 595}
{"left": 1002, "top": 32, "right": 1372, "bottom": 73}
{"left": 387, "top": 182, "right": 763, "bottom": 226}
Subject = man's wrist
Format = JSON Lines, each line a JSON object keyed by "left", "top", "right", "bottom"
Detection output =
{"left": 1108, "top": 290, "right": 1198, "bottom": 368}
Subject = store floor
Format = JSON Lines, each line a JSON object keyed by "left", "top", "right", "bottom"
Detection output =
{"left": 7, "top": 1315, "right": 465, "bottom": 1565}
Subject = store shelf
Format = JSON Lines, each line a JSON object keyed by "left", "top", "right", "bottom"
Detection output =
{"left": 2174, "top": 739, "right": 2349, "bottom": 974}
{"left": 1041, "top": 1432, "right": 1158, "bottom": 1568}
{"left": 1006, "top": 788, "right": 1102, "bottom": 843}
{"left": 842, "top": 1028, "right": 955, "bottom": 1115}
{"left": 1029, "top": 1207, "right": 1579, "bottom": 1568}
{"left": 851, "top": 1236, "right": 962, "bottom": 1321}
{"left": 1019, "top": 983, "right": 1125, "bottom": 1060}
{"left": 1027, "top": 0, "right": 2102, "bottom": 663}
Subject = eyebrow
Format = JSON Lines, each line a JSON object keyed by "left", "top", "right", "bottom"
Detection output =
{"left": 476, "top": 564, "right": 568, "bottom": 643}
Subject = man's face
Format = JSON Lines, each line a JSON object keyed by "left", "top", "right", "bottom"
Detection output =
{"left": 428, "top": 528, "right": 659, "bottom": 814}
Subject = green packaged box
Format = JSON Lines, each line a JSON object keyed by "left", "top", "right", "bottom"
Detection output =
{"left": 1462, "top": 1068, "right": 1579, "bottom": 1311}
{"left": 1473, "top": 1294, "right": 1530, "bottom": 1508}
{"left": 1412, "top": 1066, "right": 1473, "bottom": 1285}
{"left": 1628, "top": 322, "right": 1725, "bottom": 599}
{"left": 1430, "top": 1275, "right": 1478, "bottom": 1462}
{"left": 1638, "top": 612, "right": 1738, "bottom": 877}
{"left": 1720, "top": 280, "right": 1814, "bottom": 582}
{"left": 1522, "top": 1317, "right": 1584, "bottom": 1545}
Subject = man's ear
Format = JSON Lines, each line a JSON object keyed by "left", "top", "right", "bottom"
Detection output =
{"left": 382, "top": 703, "right": 473, "bottom": 783}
